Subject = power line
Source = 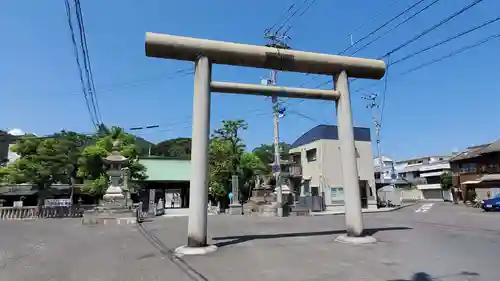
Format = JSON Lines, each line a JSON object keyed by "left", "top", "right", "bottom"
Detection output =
{"left": 287, "top": 110, "right": 322, "bottom": 124}
{"left": 282, "top": 0, "right": 317, "bottom": 34}
{"left": 266, "top": 3, "right": 297, "bottom": 33}
{"left": 400, "top": 32, "right": 500, "bottom": 75}
{"left": 298, "top": 0, "right": 402, "bottom": 84}
{"left": 74, "top": 0, "right": 102, "bottom": 124}
{"left": 57, "top": 68, "right": 193, "bottom": 97}
{"left": 351, "top": 30, "right": 500, "bottom": 93}
{"left": 63, "top": 0, "right": 98, "bottom": 129}
{"left": 338, "top": 0, "right": 427, "bottom": 55}
{"left": 350, "top": 0, "right": 442, "bottom": 56}
{"left": 391, "top": 16, "right": 500, "bottom": 65}
{"left": 343, "top": 0, "right": 401, "bottom": 46}
{"left": 379, "top": 56, "right": 391, "bottom": 128}
{"left": 74, "top": 0, "right": 102, "bottom": 125}
{"left": 381, "top": 0, "right": 485, "bottom": 58}
{"left": 273, "top": 0, "right": 316, "bottom": 35}
{"left": 310, "top": 0, "right": 488, "bottom": 92}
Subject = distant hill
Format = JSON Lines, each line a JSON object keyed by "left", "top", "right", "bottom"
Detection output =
{"left": 156, "top": 137, "right": 191, "bottom": 158}
{"left": 135, "top": 136, "right": 156, "bottom": 156}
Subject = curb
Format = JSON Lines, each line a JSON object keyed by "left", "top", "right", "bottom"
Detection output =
{"left": 310, "top": 202, "right": 417, "bottom": 216}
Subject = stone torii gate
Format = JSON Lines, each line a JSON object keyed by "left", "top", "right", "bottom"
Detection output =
{"left": 145, "top": 32, "right": 386, "bottom": 255}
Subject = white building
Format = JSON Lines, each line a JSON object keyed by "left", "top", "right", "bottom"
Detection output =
{"left": 0, "top": 128, "right": 32, "bottom": 166}
{"left": 374, "top": 155, "right": 452, "bottom": 201}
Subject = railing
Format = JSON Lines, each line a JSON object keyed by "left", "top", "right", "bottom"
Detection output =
{"left": 0, "top": 205, "right": 94, "bottom": 220}
{"left": 285, "top": 164, "right": 302, "bottom": 177}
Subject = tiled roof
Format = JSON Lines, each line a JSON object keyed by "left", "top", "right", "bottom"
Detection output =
{"left": 137, "top": 158, "right": 191, "bottom": 181}
{"left": 291, "top": 124, "right": 371, "bottom": 149}
{"left": 449, "top": 143, "right": 492, "bottom": 162}
{"left": 478, "top": 139, "right": 500, "bottom": 154}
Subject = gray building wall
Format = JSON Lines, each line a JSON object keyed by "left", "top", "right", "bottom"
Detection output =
{"left": 290, "top": 139, "right": 376, "bottom": 209}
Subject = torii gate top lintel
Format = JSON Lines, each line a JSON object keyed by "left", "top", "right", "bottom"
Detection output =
{"left": 145, "top": 32, "right": 386, "bottom": 80}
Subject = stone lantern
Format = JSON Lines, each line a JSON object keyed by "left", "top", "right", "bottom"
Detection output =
{"left": 101, "top": 139, "right": 129, "bottom": 207}
{"left": 82, "top": 139, "right": 136, "bottom": 224}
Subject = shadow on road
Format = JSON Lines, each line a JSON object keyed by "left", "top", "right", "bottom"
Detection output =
{"left": 389, "top": 272, "right": 433, "bottom": 281}
{"left": 389, "top": 271, "right": 480, "bottom": 281}
{"left": 212, "top": 226, "right": 412, "bottom": 247}
{"left": 137, "top": 224, "right": 209, "bottom": 281}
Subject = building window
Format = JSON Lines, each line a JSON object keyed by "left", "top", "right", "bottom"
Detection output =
{"left": 306, "top": 148, "right": 317, "bottom": 162}
{"left": 460, "top": 163, "right": 477, "bottom": 173}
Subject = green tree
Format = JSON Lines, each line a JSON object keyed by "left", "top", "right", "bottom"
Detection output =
{"left": 207, "top": 120, "right": 248, "bottom": 202}
{"left": 212, "top": 120, "right": 248, "bottom": 175}
{"left": 208, "top": 138, "right": 232, "bottom": 200}
{"left": 252, "top": 142, "right": 291, "bottom": 174}
{"left": 239, "top": 152, "right": 268, "bottom": 200}
{"left": 77, "top": 126, "right": 147, "bottom": 197}
{"left": 440, "top": 171, "right": 453, "bottom": 190}
{"left": 50, "top": 131, "right": 92, "bottom": 200}
{"left": 1, "top": 136, "right": 72, "bottom": 206}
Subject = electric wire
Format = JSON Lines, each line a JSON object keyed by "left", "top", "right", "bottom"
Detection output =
{"left": 274, "top": 0, "right": 316, "bottom": 34}
{"left": 311, "top": 0, "right": 488, "bottom": 93}
{"left": 63, "top": 0, "right": 98, "bottom": 128}
{"left": 58, "top": 68, "right": 193, "bottom": 97}
{"left": 351, "top": 30, "right": 500, "bottom": 93}
{"left": 350, "top": 0, "right": 442, "bottom": 56}
{"left": 391, "top": 16, "right": 500, "bottom": 66}
{"left": 343, "top": 0, "right": 401, "bottom": 45}
{"left": 74, "top": 0, "right": 102, "bottom": 124}
{"left": 380, "top": 0, "right": 485, "bottom": 58}
{"left": 338, "top": 0, "right": 427, "bottom": 55}
{"left": 400, "top": 32, "right": 500, "bottom": 75}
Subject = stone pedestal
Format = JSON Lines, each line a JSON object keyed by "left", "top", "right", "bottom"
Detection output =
{"left": 82, "top": 193, "right": 134, "bottom": 225}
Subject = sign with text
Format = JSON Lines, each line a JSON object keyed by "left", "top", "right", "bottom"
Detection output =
{"left": 44, "top": 199, "right": 72, "bottom": 207}
{"left": 330, "top": 187, "right": 344, "bottom": 202}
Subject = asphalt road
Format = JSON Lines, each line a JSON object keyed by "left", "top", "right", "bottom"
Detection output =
{"left": 0, "top": 203, "right": 499, "bottom": 281}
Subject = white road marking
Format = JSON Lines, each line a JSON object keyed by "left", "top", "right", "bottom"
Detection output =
{"left": 415, "top": 203, "right": 434, "bottom": 213}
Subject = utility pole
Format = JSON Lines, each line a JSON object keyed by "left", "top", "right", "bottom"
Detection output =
{"left": 264, "top": 30, "right": 290, "bottom": 217}
{"left": 362, "top": 93, "right": 384, "bottom": 185}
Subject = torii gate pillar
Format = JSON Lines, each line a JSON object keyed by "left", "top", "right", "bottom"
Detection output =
{"left": 145, "top": 32, "right": 386, "bottom": 254}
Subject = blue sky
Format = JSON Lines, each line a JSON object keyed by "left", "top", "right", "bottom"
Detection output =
{"left": 1, "top": 0, "right": 499, "bottom": 160}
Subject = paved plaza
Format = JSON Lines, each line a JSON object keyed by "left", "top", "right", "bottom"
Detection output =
{"left": 0, "top": 203, "right": 499, "bottom": 281}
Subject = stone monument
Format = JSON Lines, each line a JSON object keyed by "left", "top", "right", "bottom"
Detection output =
{"left": 228, "top": 175, "right": 242, "bottom": 215}
{"left": 82, "top": 140, "right": 135, "bottom": 225}
{"left": 243, "top": 175, "right": 278, "bottom": 216}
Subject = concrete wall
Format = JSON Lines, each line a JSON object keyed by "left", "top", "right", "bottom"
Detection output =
{"left": 399, "top": 189, "right": 423, "bottom": 201}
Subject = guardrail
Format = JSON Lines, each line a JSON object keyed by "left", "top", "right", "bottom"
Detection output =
{"left": 0, "top": 205, "right": 95, "bottom": 220}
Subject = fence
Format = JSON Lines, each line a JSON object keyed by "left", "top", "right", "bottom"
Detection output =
{"left": 0, "top": 205, "right": 95, "bottom": 220}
